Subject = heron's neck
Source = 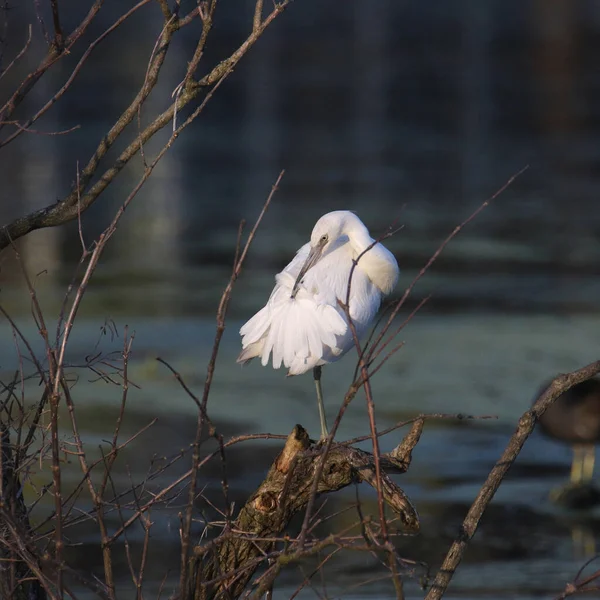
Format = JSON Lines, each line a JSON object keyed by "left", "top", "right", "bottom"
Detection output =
{"left": 346, "top": 224, "right": 398, "bottom": 295}
{"left": 347, "top": 225, "right": 375, "bottom": 257}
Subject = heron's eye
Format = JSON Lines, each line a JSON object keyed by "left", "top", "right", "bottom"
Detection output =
{"left": 320, "top": 234, "right": 328, "bottom": 244}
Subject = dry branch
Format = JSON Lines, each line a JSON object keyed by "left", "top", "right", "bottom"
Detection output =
{"left": 187, "top": 423, "right": 421, "bottom": 600}
{"left": 0, "top": 421, "right": 47, "bottom": 600}
{"left": 555, "top": 555, "right": 600, "bottom": 599}
{"left": 425, "top": 362, "right": 600, "bottom": 600}
{"left": 0, "top": 0, "right": 291, "bottom": 252}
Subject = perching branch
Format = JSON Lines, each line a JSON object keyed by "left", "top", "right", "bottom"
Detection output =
{"left": 187, "top": 423, "right": 421, "bottom": 600}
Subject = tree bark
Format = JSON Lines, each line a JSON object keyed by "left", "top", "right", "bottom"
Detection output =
{"left": 187, "top": 422, "right": 422, "bottom": 600}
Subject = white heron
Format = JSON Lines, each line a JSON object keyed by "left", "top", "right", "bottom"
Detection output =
{"left": 237, "top": 210, "right": 400, "bottom": 439}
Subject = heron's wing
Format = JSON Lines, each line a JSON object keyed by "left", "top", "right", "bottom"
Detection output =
{"left": 301, "top": 247, "right": 383, "bottom": 348}
{"left": 301, "top": 244, "right": 380, "bottom": 313}
{"left": 238, "top": 242, "right": 311, "bottom": 348}
{"left": 238, "top": 242, "right": 347, "bottom": 373}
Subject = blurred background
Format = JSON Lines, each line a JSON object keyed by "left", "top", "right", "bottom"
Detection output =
{"left": 2, "top": 1, "right": 600, "bottom": 598}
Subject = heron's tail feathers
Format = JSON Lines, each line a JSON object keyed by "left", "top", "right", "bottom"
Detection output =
{"left": 238, "top": 284, "right": 347, "bottom": 374}
{"left": 264, "top": 296, "right": 346, "bottom": 371}
{"left": 236, "top": 342, "right": 263, "bottom": 365}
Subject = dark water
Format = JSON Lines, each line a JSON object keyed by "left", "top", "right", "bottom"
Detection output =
{"left": 2, "top": 1, "right": 600, "bottom": 598}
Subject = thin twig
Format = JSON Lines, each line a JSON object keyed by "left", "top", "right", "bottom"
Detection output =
{"left": 0, "top": 24, "right": 32, "bottom": 82}
{"left": 50, "top": 0, "right": 64, "bottom": 49}
{"left": 178, "top": 170, "right": 284, "bottom": 593}
{"left": 366, "top": 165, "right": 529, "bottom": 367}
{"left": 0, "top": 0, "right": 291, "bottom": 250}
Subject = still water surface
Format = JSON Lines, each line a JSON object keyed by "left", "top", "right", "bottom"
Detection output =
{"left": 3, "top": 313, "right": 600, "bottom": 599}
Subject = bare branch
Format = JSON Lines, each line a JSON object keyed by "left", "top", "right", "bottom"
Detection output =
{"left": 0, "top": 0, "right": 104, "bottom": 131}
{"left": 0, "top": 1, "right": 291, "bottom": 252}
{"left": 425, "top": 361, "right": 600, "bottom": 599}
{"left": 0, "top": 120, "right": 80, "bottom": 135}
{"left": 50, "top": 0, "right": 64, "bottom": 49}
{"left": 0, "top": 24, "right": 32, "bottom": 82}
{"left": 0, "top": 0, "right": 151, "bottom": 149}
{"left": 366, "top": 165, "right": 530, "bottom": 368}
{"left": 179, "top": 170, "right": 283, "bottom": 593}
{"left": 187, "top": 424, "right": 419, "bottom": 600}
{"left": 253, "top": 0, "right": 264, "bottom": 31}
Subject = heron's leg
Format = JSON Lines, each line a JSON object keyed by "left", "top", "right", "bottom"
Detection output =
{"left": 582, "top": 444, "right": 596, "bottom": 483}
{"left": 571, "top": 444, "right": 584, "bottom": 485}
{"left": 313, "top": 366, "right": 328, "bottom": 440}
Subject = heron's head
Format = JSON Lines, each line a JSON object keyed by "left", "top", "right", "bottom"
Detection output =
{"left": 291, "top": 211, "right": 360, "bottom": 298}
{"left": 309, "top": 211, "right": 358, "bottom": 251}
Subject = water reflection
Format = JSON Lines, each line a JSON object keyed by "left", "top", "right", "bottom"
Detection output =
{"left": 2, "top": 1, "right": 600, "bottom": 598}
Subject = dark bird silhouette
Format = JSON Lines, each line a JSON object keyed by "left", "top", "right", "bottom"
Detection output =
{"left": 536, "top": 378, "right": 600, "bottom": 486}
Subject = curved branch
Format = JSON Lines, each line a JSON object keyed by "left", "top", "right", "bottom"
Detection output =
{"left": 425, "top": 361, "right": 600, "bottom": 600}
{"left": 0, "top": 1, "right": 290, "bottom": 253}
{"left": 0, "top": 0, "right": 104, "bottom": 131}
{"left": 0, "top": 0, "right": 154, "bottom": 149}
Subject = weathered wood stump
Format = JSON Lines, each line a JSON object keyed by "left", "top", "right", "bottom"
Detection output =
{"left": 187, "top": 421, "right": 423, "bottom": 600}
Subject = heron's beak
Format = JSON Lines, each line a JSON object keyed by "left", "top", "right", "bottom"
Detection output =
{"left": 291, "top": 241, "right": 325, "bottom": 298}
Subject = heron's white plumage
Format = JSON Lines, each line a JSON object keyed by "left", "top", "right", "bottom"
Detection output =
{"left": 238, "top": 211, "right": 399, "bottom": 375}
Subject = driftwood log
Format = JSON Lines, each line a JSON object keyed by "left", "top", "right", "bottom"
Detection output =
{"left": 187, "top": 421, "right": 423, "bottom": 600}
